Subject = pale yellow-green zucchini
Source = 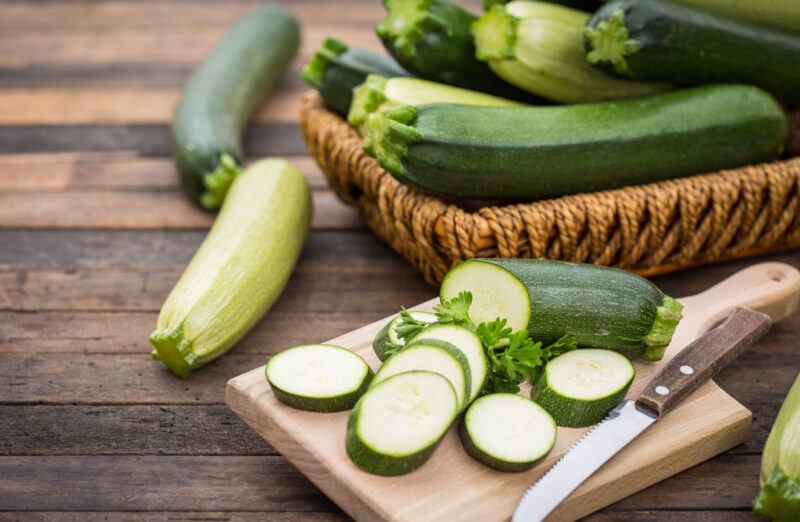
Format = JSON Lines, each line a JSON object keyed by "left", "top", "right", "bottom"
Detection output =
{"left": 150, "top": 159, "right": 311, "bottom": 378}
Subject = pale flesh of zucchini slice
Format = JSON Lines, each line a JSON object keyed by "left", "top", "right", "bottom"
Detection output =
{"left": 266, "top": 344, "right": 372, "bottom": 412}
{"left": 346, "top": 370, "right": 458, "bottom": 476}
{"left": 439, "top": 259, "right": 531, "bottom": 333}
{"left": 532, "top": 348, "right": 635, "bottom": 427}
{"left": 410, "top": 323, "right": 488, "bottom": 403}
{"left": 372, "top": 310, "right": 436, "bottom": 361}
{"left": 371, "top": 340, "right": 471, "bottom": 411}
{"left": 460, "top": 393, "right": 557, "bottom": 472}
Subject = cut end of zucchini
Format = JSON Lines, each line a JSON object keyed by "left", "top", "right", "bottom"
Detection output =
{"left": 301, "top": 37, "right": 348, "bottom": 89}
{"left": 642, "top": 296, "right": 684, "bottom": 361}
{"left": 584, "top": 9, "right": 642, "bottom": 75}
{"left": 754, "top": 466, "right": 800, "bottom": 520}
{"left": 362, "top": 105, "right": 421, "bottom": 176}
{"left": 348, "top": 74, "right": 390, "bottom": 127}
{"left": 472, "top": 5, "right": 518, "bottom": 61}
{"left": 266, "top": 344, "right": 372, "bottom": 413}
{"left": 376, "top": 0, "right": 438, "bottom": 62}
{"left": 149, "top": 323, "right": 197, "bottom": 379}
{"left": 200, "top": 153, "right": 242, "bottom": 210}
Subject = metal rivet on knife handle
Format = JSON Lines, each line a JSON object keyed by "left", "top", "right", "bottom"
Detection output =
{"left": 636, "top": 307, "right": 772, "bottom": 417}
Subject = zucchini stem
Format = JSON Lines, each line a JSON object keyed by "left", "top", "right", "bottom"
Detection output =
{"left": 376, "top": 0, "right": 441, "bottom": 62}
{"left": 472, "top": 5, "right": 518, "bottom": 61}
{"left": 362, "top": 105, "right": 421, "bottom": 176}
{"left": 201, "top": 153, "right": 242, "bottom": 210}
{"left": 149, "top": 323, "right": 197, "bottom": 379}
{"left": 348, "top": 74, "right": 390, "bottom": 127}
{"left": 642, "top": 296, "right": 684, "bottom": 361}
{"left": 584, "top": 9, "right": 642, "bottom": 74}
{"left": 301, "top": 37, "right": 347, "bottom": 89}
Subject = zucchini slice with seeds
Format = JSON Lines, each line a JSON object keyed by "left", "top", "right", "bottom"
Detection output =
{"left": 372, "top": 310, "right": 436, "bottom": 361}
{"left": 265, "top": 344, "right": 373, "bottom": 412}
{"left": 531, "top": 348, "right": 635, "bottom": 427}
{"left": 460, "top": 393, "right": 557, "bottom": 472}
{"left": 346, "top": 370, "right": 459, "bottom": 476}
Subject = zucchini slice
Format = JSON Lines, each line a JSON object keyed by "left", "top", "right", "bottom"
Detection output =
{"left": 531, "top": 349, "right": 635, "bottom": 427}
{"left": 265, "top": 344, "right": 373, "bottom": 412}
{"left": 372, "top": 340, "right": 471, "bottom": 411}
{"left": 172, "top": 4, "right": 299, "bottom": 209}
{"left": 302, "top": 38, "right": 408, "bottom": 118}
{"left": 409, "top": 323, "right": 489, "bottom": 403}
{"left": 346, "top": 370, "right": 459, "bottom": 476}
{"left": 459, "top": 393, "right": 557, "bottom": 472}
{"left": 440, "top": 259, "right": 683, "bottom": 361}
{"left": 585, "top": 0, "right": 800, "bottom": 102}
{"left": 372, "top": 310, "right": 436, "bottom": 361}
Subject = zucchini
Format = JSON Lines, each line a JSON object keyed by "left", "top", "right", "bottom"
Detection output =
{"left": 346, "top": 370, "right": 459, "bottom": 476}
{"left": 347, "top": 74, "right": 521, "bottom": 128}
{"left": 172, "top": 5, "right": 299, "bottom": 209}
{"left": 585, "top": 0, "right": 800, "bottom": 103}
{"left": 371, "top": 340, "right": 472, "bottom": 411}
{"left": 301, "top": 38, "right": 408, "bottom": 118}
{"left": 439, "top": 259, "right": 683, "bottom": 361}
{"left": 531, "top": 349, "right": 635, "bottom": 427}
{"left": 376, "top": 0, "right": 535, "bottom": 101}
{"left": 472, "top": 1, "right": 670, "bottom": 104}
{"left": 150, "top": 159, "right": 311, "bottom": 378}
{"left": 409, "top": 323, "right": 489, "bottom": 403}
{"left": 484, "top": 0, "right": 602, "bottom": 10}
{"left": 372, "top": 310, "right": 436, "bottom": 361}
{"left": 459, "top": 393, "right": 556, "bottom": 472}
{"left": 755, "top": 374, "right": 800, "bottom": 520}
{"left": 362, "top": 84, "right": 787, "bottom": 201}
{"left": 265, "top": 344, "right": 373, "bottom": 412}
{"left": 670, "top": 0, "right": 800, "bottom": 35}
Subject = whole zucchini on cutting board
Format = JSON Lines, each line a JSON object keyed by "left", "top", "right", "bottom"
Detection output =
{"left": 363, "top": 84, "right": 787, "bottom": 201}
{"left": 173, "top": 4, "right": 299, "bottom": 210}
{"left": 585, "top": 0, "right": 800, "bottom": 102}
{"left": 150, "top": 159, "right": 311, "bottom": 378}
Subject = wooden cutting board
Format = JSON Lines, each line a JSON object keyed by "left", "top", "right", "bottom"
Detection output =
{"left": 227, "top": 262, "right": 800, "bottom": 522}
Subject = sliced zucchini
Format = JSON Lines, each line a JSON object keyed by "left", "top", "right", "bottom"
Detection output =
{"left": 459, "top": 393, "right": 557, "bottom": 472}
{"left": 372, "top": 310, "right": 436, "bottom": 361}
{"left": 531, "top": 348, "right": 635, "bottom": 427}
{"left": 409, "top": 323, "right": 488, "bottom": 403}
{"left": 372, "top": 340, "right": 471, "bottom": 411}
{"left": 346, "top": 370, "right": 459, "bottom": 476}
{"left": 265, "top": 344, "right": 372, "bottom": 412}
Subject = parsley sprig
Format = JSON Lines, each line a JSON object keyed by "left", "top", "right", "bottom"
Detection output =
{"left": 382, "top": 309, "right": 432, "bottom": 358}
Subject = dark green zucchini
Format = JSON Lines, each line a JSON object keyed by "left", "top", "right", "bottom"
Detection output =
{"left": 376, "top": 0, "right": 535, "bottom": 101}
{"left": 585, "top": 0, "right": 800, "bottom": 102}
{"left": 172, "top": 4, "right": 299, "bottom": 210}
{"left": 362, "top": 84, "right": 787, "bottom": 201}
{"left": 440, "top": 259, "right": 684, "bottom": 361}
{"left": 301, "top": 38, "right": 408, "bottom": 118}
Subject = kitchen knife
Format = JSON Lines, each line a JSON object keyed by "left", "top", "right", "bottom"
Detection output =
{"left": 512, "top": 307, "right": 772, "bottom": 522}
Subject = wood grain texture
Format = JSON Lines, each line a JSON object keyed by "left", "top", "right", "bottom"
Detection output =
{"left": 227, "top": 262, "right": 800, "bottom": 522}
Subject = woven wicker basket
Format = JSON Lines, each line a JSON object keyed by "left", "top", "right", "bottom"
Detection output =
{"left": 300, "top": 91, "right": 800, "bottom": 284}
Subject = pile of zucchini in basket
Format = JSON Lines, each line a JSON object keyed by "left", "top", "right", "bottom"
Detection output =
{"left": 303, "top": 0, "right": 799, "bottom": 202}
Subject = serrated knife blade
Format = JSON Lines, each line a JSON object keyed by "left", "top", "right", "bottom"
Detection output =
{"left": 511, "top": 400, "right": 656, "bottom": 522}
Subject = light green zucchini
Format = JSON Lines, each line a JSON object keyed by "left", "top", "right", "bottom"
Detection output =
{"left": 150, "top": 159, "right": 311, "bottom": 378}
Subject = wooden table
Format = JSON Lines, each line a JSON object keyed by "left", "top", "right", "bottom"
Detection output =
{"left": 1, "top": 1, "right": 798, "bottom": 520}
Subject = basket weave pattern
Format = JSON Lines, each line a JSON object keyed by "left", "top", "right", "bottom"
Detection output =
{"left": 301, "top": 92, "right": 800, "bottom": 284}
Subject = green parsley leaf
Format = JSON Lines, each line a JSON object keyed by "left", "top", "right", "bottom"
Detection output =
{"left": 382, "top": 309, "right": 431, "bottom": 358}
{"left": 541, "top": 334, "right": 578, "bottom": 362}
{"left": 476, "top": 318, "right": 512, "bottom": 349}
{"left": 434, "top": 291, "right": 473, "bottom": 325}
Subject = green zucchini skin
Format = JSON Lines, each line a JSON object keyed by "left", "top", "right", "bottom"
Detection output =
{"left": 376, "top": 0, "right": 536, "bottom": 102}
{"left": 446, "top": 259, "right": 683, "bottom": 361}
{"left": 585, "top": 0, "right": 800, "bottom": 102}
{"left": 531, "top": 351, "right": 634, "bottom": 427}
{"left": 362, "top": 84, "right": 787, "bottom": 201}
{"left": 302, "top": 38, "right": 408, "bottom": 118}
{"left": 172, "top": 5, "right": 299, "bottom": 210}
{"left": 670, "top": 0, "right": 800, "bottom": 35}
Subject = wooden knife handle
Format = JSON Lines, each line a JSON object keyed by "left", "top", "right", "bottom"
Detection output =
{"left": 636, "top": 308, "right": 772, "bottom": 417}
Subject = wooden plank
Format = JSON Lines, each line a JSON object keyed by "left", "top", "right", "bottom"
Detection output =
{"left": 0, "top": 454, "right": 762, "bottom": 512}
{"left": 0, "top": 123, "right": 306, "bottom": 155}
{"left": 0, "top": 190, "right": 359, "bottom": 230}
{"left": 587, "top": 511, "right": 755, "bottom": 522}
{"left": 0, "top": 456, "right": 340, "bottom": 512}
{"left": 0, "top": 405, "right": 275, "bottom": 456}
{"left": 0, "top": 153, "right": 328, "bottom": 191}
{"left": 0, "top": 513, "right": 350, "bottom": 522}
